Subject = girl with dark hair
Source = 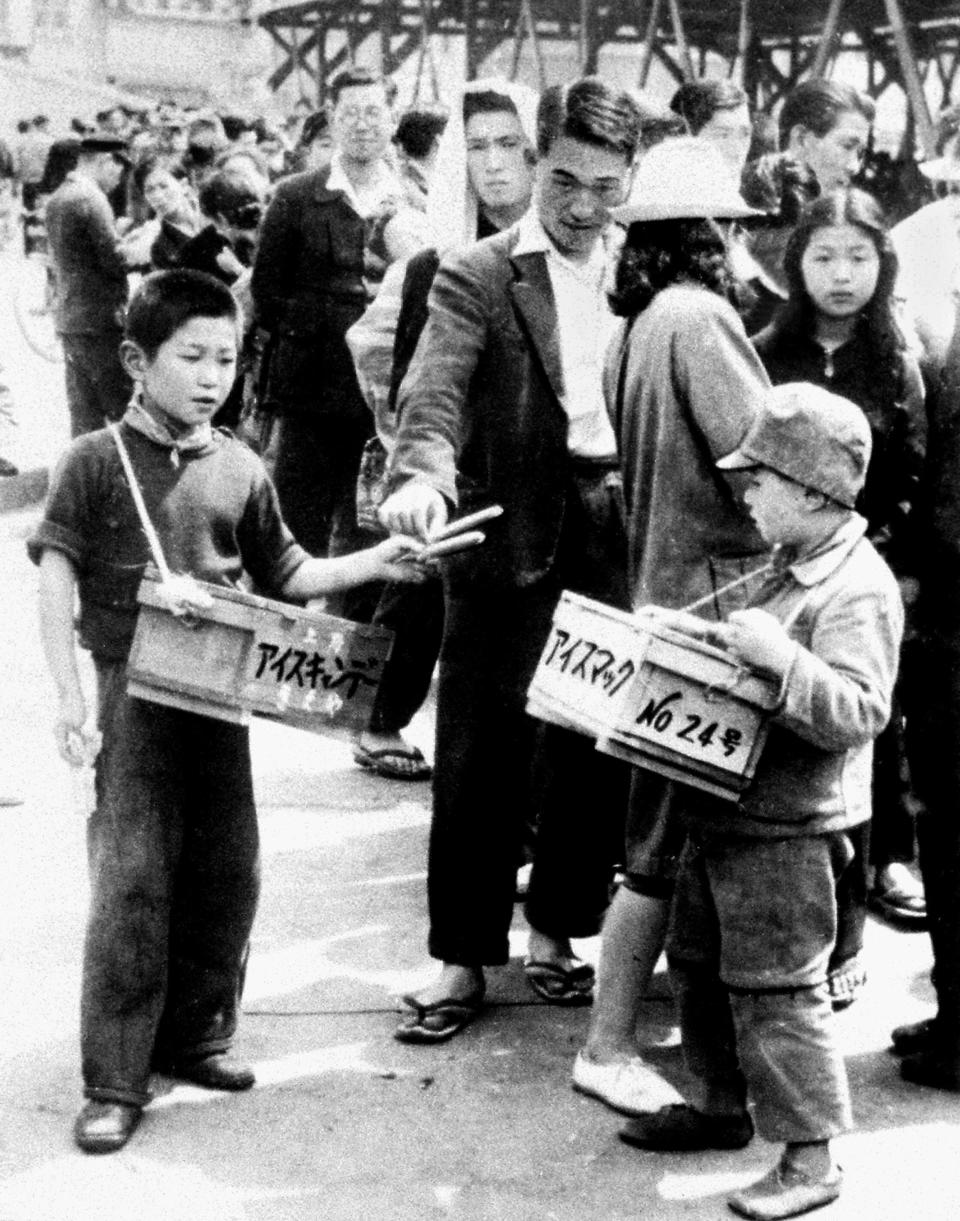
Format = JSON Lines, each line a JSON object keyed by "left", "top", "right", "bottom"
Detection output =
{"left": 120, "top": 155, "right": 201, "bottom": 272}
{"left": 742, "top": 79, "right": 875, "bottom": 328}
{"left": 753, "top": 187, "right": 927, "bottom": 928}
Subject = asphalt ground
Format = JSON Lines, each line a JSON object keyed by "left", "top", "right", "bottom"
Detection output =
{"left": 1, "top": 247, "right": 959, "bottom": 1221}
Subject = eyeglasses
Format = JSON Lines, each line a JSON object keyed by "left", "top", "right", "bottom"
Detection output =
{"left": 547, "top": 173, "right": 627, "bottom": 207}
{"left": 335, "top": 106, "right": 388, "bottom": 127}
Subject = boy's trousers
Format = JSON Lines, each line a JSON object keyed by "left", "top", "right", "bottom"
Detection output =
{"left": 82, "top": 663, "right": 261, "bottom": 1107}
{"left": 667, "top": 828, "right": 856, "bottom": 1142}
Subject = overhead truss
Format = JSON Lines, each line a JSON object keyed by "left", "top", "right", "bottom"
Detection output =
{"left": 259, "top": 0, "right": 960, "bottom": 154}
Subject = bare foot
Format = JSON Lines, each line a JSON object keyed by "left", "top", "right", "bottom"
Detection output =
{"left": 354, "top": 730, "right": 432, "bottom": 780}
{"left": 406, "top": 963, "right": 485, "bottom": 1008}
{"left": 526, "top": 930, "right": 582, "bottom": 970}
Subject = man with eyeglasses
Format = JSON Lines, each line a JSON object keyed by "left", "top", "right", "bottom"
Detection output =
{"left": 45, "top": 132, "right": 132, "bottom": 437}
{"left": 253, "top": 66, "right": 412, "bottom": 617}
{"left": 380, "top": 78, "right": 643, "bottom": 1044}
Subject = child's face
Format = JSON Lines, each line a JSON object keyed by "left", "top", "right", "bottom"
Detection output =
{"left": 742, "top": 467, "right": 812, "bottom": 545}
{"left": 136, "top": 316, "right": 237, "bottom": 435}
{"left": 800, "top": 222, "right": 880, "bottom": 321}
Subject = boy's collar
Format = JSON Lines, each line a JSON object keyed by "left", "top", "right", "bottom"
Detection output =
{"left": 783, "top": 513, "right": 869, "bottom": 587}
{"left": 122, "top": 397, "right": 214, "bottom": 465}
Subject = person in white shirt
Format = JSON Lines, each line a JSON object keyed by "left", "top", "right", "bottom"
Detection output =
{"left": 891, "top": 104, "right": 960, "bottom": 374}
{"left": 379, "top": 78, "right": 643, "bottom": 1044}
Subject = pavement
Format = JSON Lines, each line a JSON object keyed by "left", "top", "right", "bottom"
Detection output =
{"left": 2, "top": 248, "right": 960, "bottom": 1221}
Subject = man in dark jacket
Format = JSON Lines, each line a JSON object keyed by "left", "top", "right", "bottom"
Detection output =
{"left": 251, "top": 66, "right": 405, "bottom": 616}
{"left": 380, "top": 78, "right": 642, "bottom": 1043}
{"left": 45, "top": 132, "right": 131, "bottom": 437}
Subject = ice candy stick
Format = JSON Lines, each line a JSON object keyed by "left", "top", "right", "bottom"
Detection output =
{"left": 420, "top": 530, "right": 486, "bottom": 560}
{"left": 429, "top": 504, "right": 503, "bottom": 542}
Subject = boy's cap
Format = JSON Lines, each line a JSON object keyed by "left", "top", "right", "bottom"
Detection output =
{"left": 717, "top": 383, "right": 871, "bottom": 508}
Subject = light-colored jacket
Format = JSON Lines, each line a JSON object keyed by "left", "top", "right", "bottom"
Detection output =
{"left": 606, "top": 282, "right": 770, "bottom": 617}
{"left": 688, "top": 516, "right": 904, "bottom": 837}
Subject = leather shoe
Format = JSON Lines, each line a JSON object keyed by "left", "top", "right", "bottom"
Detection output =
{"left": 160, "top": 1054, "right": 256, "bottom": 1091}
{"left": 73, "top": 1101, "right": 142, "bottom": 1154}
{"left": 728, "top": 1161, "right": 842, "bottom": 1219}
{"left": 890, "top": 1017, "right": 936, "bottom": 1057}
{"left": 899, "top": 1048, "right": 960, "bottom": 1092}
{"left": 619, "top": 1102, "right": 753, "bottom": 1151}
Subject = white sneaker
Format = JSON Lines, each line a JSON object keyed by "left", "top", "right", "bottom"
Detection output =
{"left": 571, "top": 1050, "right": 683, "bottom": 1116}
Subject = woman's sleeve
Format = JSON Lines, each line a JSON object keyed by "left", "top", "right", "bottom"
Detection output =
{"left": 673, "top": 296, "right": 771, "bottom": 458}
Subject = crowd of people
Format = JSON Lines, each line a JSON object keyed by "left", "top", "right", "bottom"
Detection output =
{"left": 15, "top": 64, "right": 960, "bottom": 1221}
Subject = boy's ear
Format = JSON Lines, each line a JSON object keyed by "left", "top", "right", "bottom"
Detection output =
{"left": 119, "top": 339, "right": 147, "bottom": 381}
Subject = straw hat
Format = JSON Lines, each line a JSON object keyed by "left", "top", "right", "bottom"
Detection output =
{"left": 611, "top": 135, "right": 761, "bottom": 224}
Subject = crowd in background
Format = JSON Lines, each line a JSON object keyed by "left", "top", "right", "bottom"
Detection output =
{"left": 11, "top": 63, "right": 960, "bottom": 1220}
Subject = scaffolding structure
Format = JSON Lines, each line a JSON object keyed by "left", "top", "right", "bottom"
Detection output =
{"left": 258, "top": 0, "right": 960, "bottom": 154}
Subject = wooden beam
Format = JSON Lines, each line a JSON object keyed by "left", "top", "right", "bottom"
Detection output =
{"left": 511, "top": 0, "right": 546, "bottom": 89}
{"left": 463, "top": 0, "right": 477, "bottom": 79}
{"left": 266, "top": 24, "right": 322, "bottom": 91}
{"left": 883, "top": 0, "right": 936, "bottom": 156}
{"left": 731, "top": 0, "right": 749, "bottom": 85}
{"left": 638, "top": 0, "right": 664, "bottom": 87}
{"left": 667, "top": 0, "right": 694, "bottom": 80}
{"left": 810, "top": 0, "right": 845, "bottom": 77}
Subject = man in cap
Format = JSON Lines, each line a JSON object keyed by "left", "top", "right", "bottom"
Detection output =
{"left": 46, "top": 132, "right": 132, "bottom": 436}
{"left": 620, "top": 382, "right": 903, "bottom": 1221}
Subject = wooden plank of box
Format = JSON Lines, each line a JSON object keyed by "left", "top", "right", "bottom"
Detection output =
{"left": 598, "top": 624, "right": 780, "bottom": 798}
{"left": 126, "top": 572, "right": 394, "bottom": 739}
{"left": 526, "top": 592, "right": 649, "bottom": 739}
{"left": 526, "top": 590, "right": 780, "bottom": 801}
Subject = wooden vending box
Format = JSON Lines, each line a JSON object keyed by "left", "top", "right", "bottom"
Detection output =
{"left": 527, "top": 591, "right": 780, "bottom": 801}
{"left": 126, "top": 572, "right": 393, "bottom": 739}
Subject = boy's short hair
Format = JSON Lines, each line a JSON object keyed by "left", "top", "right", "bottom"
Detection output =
{"left": 717, "top": 383, "right": 871, "bottom": 508}
{"left": 778, "top": 79, "right": 875, "bottom": 148}
{"left": 394, "top": 106, "right": 449, "bottom": 160}
{"left": 536, "top": 76, "right": 643, "bottom": 161}
{"left": 328, "top": 66, "right": 397, "bottom": 110}
{"left": 670, "top": 78, "right": 747, "bottom": 136}
{"left": 125, "top": 270, "right": 240, "bottom": 359}
{"left": 198, "top": 171, "right": 263, "bottom": 227}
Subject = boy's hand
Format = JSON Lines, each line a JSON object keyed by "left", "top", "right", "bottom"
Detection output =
{"left": 367, "top": 535, "right": 429, "bottom": 583}
{"left": 55, "top": 691, "right": 91, "bottom": 767}
{"left": 156, "top": 574, "right": 215, "bottom": 618}
{"left": 716, "top": 608, "right": 796, "bottom": 677}
{"left": 379, "top": 483, "right": 448, "bottom": 542}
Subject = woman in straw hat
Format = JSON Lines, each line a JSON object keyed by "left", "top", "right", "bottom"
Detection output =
{"left": 573, "top": 136, "right": 773, "bottom": 1114}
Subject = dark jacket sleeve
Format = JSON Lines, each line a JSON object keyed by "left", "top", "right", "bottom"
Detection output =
{"left": 251, "top": 179, "right": 298, "bottom": 333}
{"left": 387, "top": 247, "right": 441, "bottom": 417}
{"left": 388, "top": 248, "right": 491, "bottom": 506}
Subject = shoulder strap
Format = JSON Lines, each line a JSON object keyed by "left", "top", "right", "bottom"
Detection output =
{"left": 107, "top": 423, "right": 172, "bottom": 582}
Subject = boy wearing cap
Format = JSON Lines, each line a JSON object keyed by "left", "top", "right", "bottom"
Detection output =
{"left": 619, "top": 383, "right": 903, "bottom": 1221}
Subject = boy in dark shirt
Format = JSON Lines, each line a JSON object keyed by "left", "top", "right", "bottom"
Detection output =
{"left": 30, "top": 270, "right": 424, "bottom": 1154}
